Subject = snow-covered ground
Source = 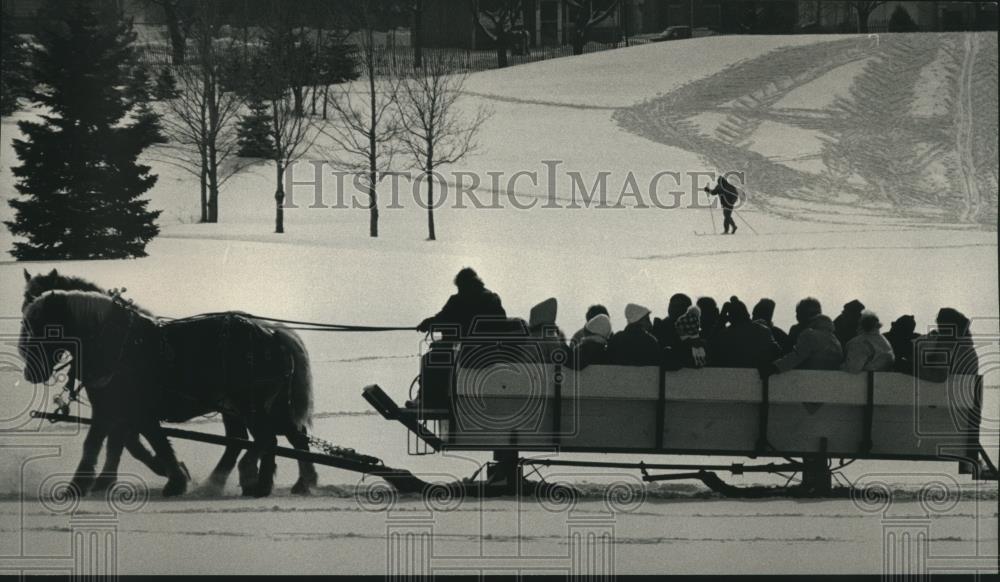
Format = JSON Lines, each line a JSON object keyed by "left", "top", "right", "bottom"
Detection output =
{"left": 0, "top": 33, "right": 997, "bottom": 575}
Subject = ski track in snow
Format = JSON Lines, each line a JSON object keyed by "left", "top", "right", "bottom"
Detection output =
{"left": 632, "top": 242, "right": 995, "bottom": 261}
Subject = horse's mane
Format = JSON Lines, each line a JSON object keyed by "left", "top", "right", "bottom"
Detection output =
{"left": 26, "top": 290, "right": 154, "bottom": 335}
{"left": 24, "top": 270, "right": 153, "bottom": 316}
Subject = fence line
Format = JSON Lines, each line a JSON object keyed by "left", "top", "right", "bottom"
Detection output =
{"left": 134, "top": 38, "right": 654, "bottom": 75}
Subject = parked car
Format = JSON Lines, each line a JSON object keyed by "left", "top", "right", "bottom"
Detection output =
{"left": 651, "top": 26, "right": 691, "bottom": 41}
{"left": 650, "top": 26, "right": 719, "bottom": 42}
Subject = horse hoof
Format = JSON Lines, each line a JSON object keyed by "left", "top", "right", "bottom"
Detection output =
{"left": 291, "top": 481, "right": 312, "bottom": 496}
{"left": 248, "top": 483, "right": 273, "bottom": 498}
{"left": 197, "top": 480, "right": 225, "bottom": 497}
{"left": 163, "top": 479, "right": 188, "bottom": 497}
{"left": 69, "top": 478, "right": 93, "bottom": 497}
{"left": 91, "top": 476, "right": 117, "bottom": 494}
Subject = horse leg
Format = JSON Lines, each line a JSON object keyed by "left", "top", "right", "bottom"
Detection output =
{"left": 70, "top": 421, "right": 107, "bottom": 496}
{"left": 246, "top": 423, "right": 277, "bottom": 498}
{"left": 125, "top": 431, "right": 166, "bottom": 477}
{"left": 141, "top": 422, "right": 189, "bottom": 497}
{"left": 287, "top": 428, "right": 318, "bottom": 495}
{"left": 201, "top": 414, "right": 247, "bottom": 495}
{"left": 237, "top": 449, "right": 260, "bottom": 496}
{"left": 92, "top": 426, "right": 128, "bottom": 493}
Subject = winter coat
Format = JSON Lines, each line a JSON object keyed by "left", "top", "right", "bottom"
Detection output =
{"left": 914, "top": 331, "right": 980, "bottom": 382}
{"left": 652, "top": 316, "right": 682, "bottom": 350}
{"left": 709, "top": 179, "right": 740, "bottom": 210}
{"left": 573, "top": 335, "right": 609, "bottom": 369}
{"left": 530, "top": 326, "right": 568, "bottom": 364}
{"left": 755, "top": 318, "right": 789, "bottom": 349}
{"left": 710, "top": 320, "right": 781, "bottom": 369}
{"left": 783, "top": 322, "right": 804, "bottom": 354}
{"left": 884, "top": 329, "right": 920, "bottom": 374}
{"left": 774, "top": 315, "right": 844, "bottom": 372}
{"left": 420, "top": 287, "right": 506, "bottom": 337}
{"left": 607, "top": 323, "right": 662, "bottom": 367}
{"left": 833, "top": 300, "right": 866, "bottom": 347}
{"left": 841, "top": 332, "right": 895, "bottom": 373}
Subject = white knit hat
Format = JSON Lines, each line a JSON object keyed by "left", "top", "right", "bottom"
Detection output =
{"left": 625, "top": 303, "right": 651, "bottom": 325}
{"left": 529, "top": 297, "right": 558, "bottom": 329}
{"left": 584, "top": 313, "right": 612, "bottom": 339}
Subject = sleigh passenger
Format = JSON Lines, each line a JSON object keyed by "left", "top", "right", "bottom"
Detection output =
{"left": 572, "top": 313, "right": 612, "bottom": 369}
{"left": 417, "top": 267, "right": 506, "bottom": 338}
{"left": 915, "top": 308, "right": 979, "bottom": 382}
{"left": 608, "top": 304, "right": 661, "bottom": 366}
{"left": 527, "top": 297, "right": 568, "bottom": 363}
{"left": 841, "top": 311, "right": 895, "bottom": 373}
{"left": 766, "top": 297, "right": 843, "bottom": 375}
{"left": 571, "top": 304, "right": 609, "bottom": 346}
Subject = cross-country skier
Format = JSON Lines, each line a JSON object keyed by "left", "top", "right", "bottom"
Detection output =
{"left": 704, "top": 175, "right": 741, "bottom": 234}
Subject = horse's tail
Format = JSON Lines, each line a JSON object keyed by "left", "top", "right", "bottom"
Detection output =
{"left": 271, "top": 325, "right": 314, "bottom": 431}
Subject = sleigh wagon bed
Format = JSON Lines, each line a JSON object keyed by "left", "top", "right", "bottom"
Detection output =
{"left": 365, "top": 364, "right": 996, "bottom": 495}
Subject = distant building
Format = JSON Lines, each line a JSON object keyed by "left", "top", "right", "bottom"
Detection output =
{"left": 422, "top": 0, "right": 997, "bottom": 48}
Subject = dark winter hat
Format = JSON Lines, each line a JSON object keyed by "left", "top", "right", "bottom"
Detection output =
{"left": 586, "top": 304, "right": 609, "bottom": 321}
{"left": 937, "top": 308, "right": 970, "bottom": 336}
{"left": 697, "top": 296, "right": 719, "bottom": 315}
{"left": 752, "top": 298, "right": 776, "bottom": 322}
{"left": 667, "top": 293, "right": 692, "bottom": 319}
{"left": 890, "top": 315, "right": 917, "bottom": 335}
{"left": 726, "top": 296, "right": 750, "bottom": 323}
{"left": 844, "top": 299, "right": 866, "bottom": 313}
{"left": 454, "top": 268, "right": 484, "bottom": 292}
{"left": 796, "top": 297, "right": 822, "bottom": 322}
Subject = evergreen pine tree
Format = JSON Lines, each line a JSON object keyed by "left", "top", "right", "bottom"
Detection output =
{"left": 135, "top": 100, "right": 168, "bottom": 144}
{"left": 5, "top": 0, "right": 160, "bottom": 260}
{"left": 888, "top": 6, "right": 919, "bottom": 32}
{"left": 125, "top": 63, "right": 152, "bottom": 104}
{"left": 236, "top": 95, "right": 276, "bottom": 158}
{"left": 1, "top": 8, "right": 32, "bottom": 116}
{"left": 153, "top": 66, "right": 179, "bottom": 100}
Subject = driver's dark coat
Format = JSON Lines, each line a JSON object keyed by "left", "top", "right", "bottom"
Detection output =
{"left": 424, "top": 288, "right": 507, "bottom": 336}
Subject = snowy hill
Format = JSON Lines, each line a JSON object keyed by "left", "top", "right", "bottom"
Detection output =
{"left": 0, "top": 33, "right": 997, "bottom": 490}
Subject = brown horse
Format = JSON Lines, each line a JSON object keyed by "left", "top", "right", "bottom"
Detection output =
{"left": 20, "top": 286, "right": 317, "bottom": 497}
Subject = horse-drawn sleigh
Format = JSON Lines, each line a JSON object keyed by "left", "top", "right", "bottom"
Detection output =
{"left": 17, "top": 271, "right": 999, "bottom": 500}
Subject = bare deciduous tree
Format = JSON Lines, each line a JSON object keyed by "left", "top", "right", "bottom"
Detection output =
{"left": 263, "top": 67, "right": 316, "bottom": 234}
{"left": 397, "top": 54, "right": 491, "bottom": 241}
{"left": 847, "top": 1, "right": 886, "bottom": 33}
{"left": 321, "top": 2, "right": 401, "bottom": 238}
{"left": 146, "top": 0, "right": 198, "bottom": 65}
{"left": 565, "top": 0, "right": 620, "bottom": 55}
{"left": 156, "top": 8, "right": 246, "bottom": 223}
{"left": 473, "top": 0, "right": 524, "bottom": 69}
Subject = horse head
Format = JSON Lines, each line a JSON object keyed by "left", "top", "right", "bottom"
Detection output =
{"left": 19, "top": 290, "right": 126, "bottom": 385}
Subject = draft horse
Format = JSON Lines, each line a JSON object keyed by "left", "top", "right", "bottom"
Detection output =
{"left": 20, "top": 286, "right": 317, "bottom": 497}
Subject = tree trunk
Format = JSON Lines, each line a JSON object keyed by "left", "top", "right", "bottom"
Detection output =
{"left": 426, "top": 162, "right": 435, "bottom": 241}
{"left": 199, "top": 157, "right": 208, "bottom": 223}
{"left": 207, "top": 76, "right": 220, "bottom": 223}
{"left": 368, "top": 70, "right": 378, "bottom": 238}
{"left": 322, "top": 85, "right": 329, "bottom": 119}
{"left": 572, "top": 33, "right": 585, "bottom": 55}
{"left": 413, "top": 0, "right": 424, "bottom": 68}
{"left": 856, "top": 9, "right": 871, "bottom": 33}
{"left": 275, "top": 161, "right": 285, "bottom": 234}
{"left": 164, "top": 4, "right": 186, "bottom": 65}
{"left": 292, "top": 86, "right": 304, "bottom": 117}
{"left": 368, "top": 171, "right": 379, "bottom": 238}
{"left": 496, "top": 43, "right": 508, "bottom": 68}
{"left": 207, "top": 148, "right": 219, "bottom": 223}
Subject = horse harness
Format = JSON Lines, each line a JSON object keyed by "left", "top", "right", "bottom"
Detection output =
{"left": 58, "top": 296, "right": 296, "bottom": 422}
